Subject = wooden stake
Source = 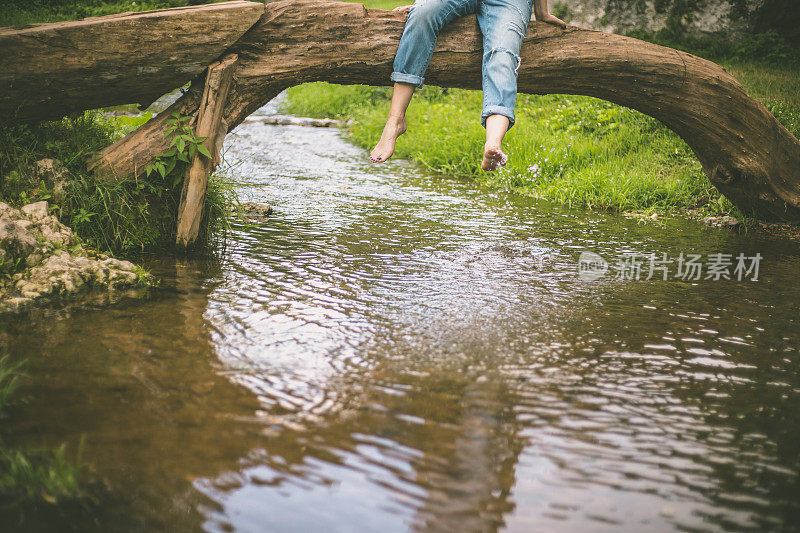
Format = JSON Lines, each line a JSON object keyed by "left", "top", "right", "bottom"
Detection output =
{"left": 175, "top": 54, "right": 238, "bottom": 248}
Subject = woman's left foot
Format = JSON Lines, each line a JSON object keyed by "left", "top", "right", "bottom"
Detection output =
{"left": 370, "top": 116, "right": 406, "bottom": 163}
{"left": 481, "top": 143, "right": 507, "bottom": 171}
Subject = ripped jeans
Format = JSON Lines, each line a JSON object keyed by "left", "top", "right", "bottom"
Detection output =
{"left": 391, "top": 0, "right": 533, "bottom": 128}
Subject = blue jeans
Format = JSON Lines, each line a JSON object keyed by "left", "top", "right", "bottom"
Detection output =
{"left": 391, "top": 0, "right": 533, "bottom": 128}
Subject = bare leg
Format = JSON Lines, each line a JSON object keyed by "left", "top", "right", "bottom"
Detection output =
{"left": 481, "top": 114, "right": 509, "bottom": 171}
{"left": 370, "top": 82, "right": 415, "bottom": 163}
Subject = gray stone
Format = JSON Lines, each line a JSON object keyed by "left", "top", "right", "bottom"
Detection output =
{"left": 2, "top": 297, "right": 31, "bottom": 312}
{"left": 240, "top": 202, "right": 274, "bottom": 221}
{"left": 26, "top": 253, "right": 43, "bottom": 267}
{"left": 0, "top": 218, "right": 38, "bottom": 256}
{"left": 704, "top": 215, "right": 740, "bottom": 227}
{"left": 554, "top": 0, "right": 751, "bottom": 40}
{"left": 27, "top": 159, "right": 71, "bottom": 203}
{"left": 0, "top": 201, "right": 153, "bottom": 313}
{"left": 21, "top": 200, "right": 49, "bottom": 220}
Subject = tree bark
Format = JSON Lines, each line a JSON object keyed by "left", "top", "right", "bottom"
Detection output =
{"left": 176, "top": 54, "right": 238, "bottom": 248}
{"left": 0, "top": 1, "right": 263, "bottom": 123}
{"left": 61, "top": 0, "right": 800, "bottom": 220}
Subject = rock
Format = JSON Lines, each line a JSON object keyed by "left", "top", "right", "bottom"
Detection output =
{"left": 32, "top": 159, "right": 71, "bottom": 202}
{"left": 240, "top": 202, "right": 273, "bottom": 221}
{"left": 1, "top": 297, "right": 30, "bottom": 313}
{"left": 21, "top": 200, "right": 49, "bottom": 220}
{"left": 26, "top": 253, "right": 43, "bottom": 267}
{"left": 0, "top": 218, "right": 38, "bottom": 256}
{"left": 553, "top": 0, "right": 750, "bottom": 41}
{"left": 0, "top": 201, "right": 152, "bottom": 313}
{"left": 14, "top": 219, "right": 33, "bottom": 230}
{"left": 703, "top": 215, "right": 740, "bottom": 227}
{"left": 243, "top": 115, "right": 342, "bottom": 128}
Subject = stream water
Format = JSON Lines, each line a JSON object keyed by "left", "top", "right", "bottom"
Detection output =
{"left": 1, "top": 100, "right": 799, "bottom": 532}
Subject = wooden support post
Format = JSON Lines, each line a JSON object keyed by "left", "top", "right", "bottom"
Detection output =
{"left": 175, "top": 54, "right": 238, "bottom": 248}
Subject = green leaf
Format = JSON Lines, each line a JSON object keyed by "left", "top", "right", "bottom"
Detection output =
{"left": 188, "top": 144, "right": 196, "bottom": 158}
{"left": 177, "top": 137, "right": 185, "bottom": 153}
{"left": 196, "top": 145, "right": 212, "bottom": 159}
{"left": 164, "top": 157, "right": 177, "bottom": 176}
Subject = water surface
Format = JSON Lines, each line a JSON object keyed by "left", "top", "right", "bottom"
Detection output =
{"left": 2, "top": 102, "right": 799, "bottom": 532}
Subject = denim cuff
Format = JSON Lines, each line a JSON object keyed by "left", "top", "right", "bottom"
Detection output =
{"left": 481, "top": 105, "right": 516, "bottom": 129}
{"left": 391, "top": 71, "right": 425, "bottom": 89}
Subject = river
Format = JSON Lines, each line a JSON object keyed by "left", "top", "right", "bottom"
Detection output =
{"left": 1, "top": 99, "right": 799, "bottom": 531}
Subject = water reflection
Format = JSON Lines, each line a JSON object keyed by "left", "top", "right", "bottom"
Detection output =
{"left": 0, "top": 258, "right": 262, "bottom": 530}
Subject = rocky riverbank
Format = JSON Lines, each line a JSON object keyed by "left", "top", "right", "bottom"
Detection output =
{"left": 0, "top": 200, "right": 152, "bottom": 313}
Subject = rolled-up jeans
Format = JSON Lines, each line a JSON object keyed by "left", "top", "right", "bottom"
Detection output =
{"left": 391, "top": 0, "right": 533, "bottom": 129}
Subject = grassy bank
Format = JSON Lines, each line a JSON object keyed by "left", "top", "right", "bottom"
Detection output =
{"left": 286, "top": 86, "right": 733, "bottom": 215}
{"left": 284, "top": 66, "right": 800, "bottom": 218}
{"left": 282, "top": 1, "right": 800, "bottom": 219}
{"left": 0, "top": 111, "right": 237, "bottom": 257}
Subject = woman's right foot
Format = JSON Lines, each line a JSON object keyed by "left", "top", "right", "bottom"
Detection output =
{"left": 481, "top": 142, "right": 508, "bottom": 171}
{"left": 370, "top": 116, "right": 406, "bottom": 162}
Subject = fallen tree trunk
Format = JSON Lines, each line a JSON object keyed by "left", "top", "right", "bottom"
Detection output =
{"left": 0, "top": 1, "right": 263, "bottom": 123}
{"left": 176, "top": 54, "right": 238, "bottom": 248}
{"left": 88, "top": 0, "right": 800, "bottom": 220}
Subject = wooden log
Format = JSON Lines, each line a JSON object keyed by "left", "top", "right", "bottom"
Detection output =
{"left": 89, "top": 84, "right": 205, "bottom": 179}
{"left": 175, "top": 54, "right": 238, "bottom": 248}
{"left": 92, "top": 0, "right": 800, "bottom": 221}
{"left": 0, "top": 1, "right": 263, "bottom": 123}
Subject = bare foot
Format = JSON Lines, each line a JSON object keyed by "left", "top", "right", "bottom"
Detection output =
{"left": 370, "top": 116, "right": 406, "bottom": 162}
{"left": 481, "top": 143, "right": 508, "bottom": 171}
{"left": 535, "top": 12, "right": 567, "bottom": 29}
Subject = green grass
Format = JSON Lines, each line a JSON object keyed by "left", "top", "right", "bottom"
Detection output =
{"left": 0, "top": 355, "right": 23, "bottom": 413}
{"left": 0, "top": 0, "right": 224, "bottom": 27}
{"left": 355, "top": 0, "right": 403, "bottom": 10}
{"left": 0, "top": 443, "right": 88, "bottom": 505}
{"left": 0, "top": 355, "right": 87, "bottom": 506}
